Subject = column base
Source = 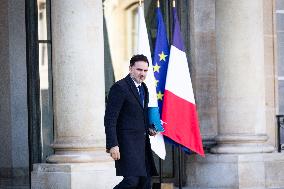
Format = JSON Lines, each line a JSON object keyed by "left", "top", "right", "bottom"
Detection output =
{"left": 211, "top": 134, "right": 274, "bottom": 154}
{"left": 46, "top": 140, "right": 110, "bottom": 163}
{"left": 31, "top": 162, "right": 122, "bottom": 189}
{"left": 46, "top": 149, "right": 110, "bottom": 163}
{"left": 211, "top": 143, "right": 275, "bottom": 154}
{"left": 185, "top": 153, "right": 284, "bottom": 189}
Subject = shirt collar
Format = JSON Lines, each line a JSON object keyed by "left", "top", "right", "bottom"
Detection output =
{"left": 131, "top": 78, "right": 141, "bottom": 88}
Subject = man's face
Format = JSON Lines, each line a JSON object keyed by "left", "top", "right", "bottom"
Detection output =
{"left": 129, "top": 61, "right": 148, "bottom": 84}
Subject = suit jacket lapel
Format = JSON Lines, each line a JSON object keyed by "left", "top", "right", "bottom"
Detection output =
{"left": 125, "top": 75, "right": 144, "bottom": 109}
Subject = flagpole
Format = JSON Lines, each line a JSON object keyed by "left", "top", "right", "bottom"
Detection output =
{"left": 157, "top": 1, "right": 163, "bottom": 188}
{"left": 178, "top": 146, "right": 182, "bottom": 189}
{"left": 157, "top": 2, "right": 162, "bottom": 184}
{"left": 171, "top": 1, "right": 182, "bottom": 187}
{"left": 173, "top": 0, "right": 182, "bottom": 187}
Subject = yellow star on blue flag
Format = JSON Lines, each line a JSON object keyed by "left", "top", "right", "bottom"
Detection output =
{"left": 159, "top": 51, "right": 168, "bottom": 62}
{"left": 157, "top": 91, "right": 164, "bottom": 101}
{"left": 153, "top": 63, "right": 161, "bottom": 73}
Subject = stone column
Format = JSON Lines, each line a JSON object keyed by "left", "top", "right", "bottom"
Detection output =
{"left": 186, "top": 1, "right": 284, "bottom": 189}
{"left": 46, "top": 0, "right": 106, "bottom": 163}
{"left": 189, "top": 0, "right": 218, "bottom": 148}
{"left": 32, "top": 1, "right": 122, "bottom": 188}
{"left": 211, "top": 0, "right": 274, "bottom": 154}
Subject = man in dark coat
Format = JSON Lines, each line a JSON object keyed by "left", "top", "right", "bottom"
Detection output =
{"left": 104, "top": 54, "right": 158, "bottom": 189}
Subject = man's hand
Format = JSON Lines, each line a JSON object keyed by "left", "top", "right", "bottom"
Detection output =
{"left": 149, "top": 128, "right": 157, "bottom": 136}
{"left": 110, "top": 146, "right": 120, "bottom": 160}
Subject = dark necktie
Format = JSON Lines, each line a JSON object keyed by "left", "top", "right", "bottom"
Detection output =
{"left": 138, "top": 85, "right": 144, "bottom": 106}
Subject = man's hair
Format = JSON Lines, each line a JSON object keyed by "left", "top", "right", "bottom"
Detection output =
{"left": 129, "top": 54, "right": 149, "bottom": 67}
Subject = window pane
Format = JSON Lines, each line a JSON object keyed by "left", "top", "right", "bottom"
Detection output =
{"left": 46, "top": 0, "right": 51, "bottom": 40}
{"left": 104, "top": 1, "right": 139, "bottom": 81}
{"left": 37, "top": 0, "right": 47, "bottom": 40}
{"left": 39, "top": 43, "right": 53, "bottom": 161}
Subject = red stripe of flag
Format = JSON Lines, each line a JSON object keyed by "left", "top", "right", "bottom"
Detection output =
{"left": 162, "top": 90, "right": 205, "bottom": 156}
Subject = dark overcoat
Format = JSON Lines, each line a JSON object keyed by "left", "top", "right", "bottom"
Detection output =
{"left": 104, "top": 74, "right": 158, "bottom": 176}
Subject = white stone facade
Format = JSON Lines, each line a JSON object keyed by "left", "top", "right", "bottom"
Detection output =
{"left": 0, "top": 0, "right": 284, "bottom": 188}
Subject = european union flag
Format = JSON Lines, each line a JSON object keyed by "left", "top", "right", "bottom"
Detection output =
{"left": 152, "top": 7, "right": 170, "bottom": 114}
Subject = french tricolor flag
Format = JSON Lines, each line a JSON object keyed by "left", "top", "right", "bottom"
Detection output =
{"left": 162, "top": 7, "right": 205, "bottom": 157}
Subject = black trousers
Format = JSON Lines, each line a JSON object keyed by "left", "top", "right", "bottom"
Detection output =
{"left": 113, "top": 176, "right": 151, "bottom": 189}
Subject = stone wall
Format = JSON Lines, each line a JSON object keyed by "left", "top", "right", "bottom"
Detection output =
{"left": 0, "top": 0, "right": 29, "bottom": 186}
